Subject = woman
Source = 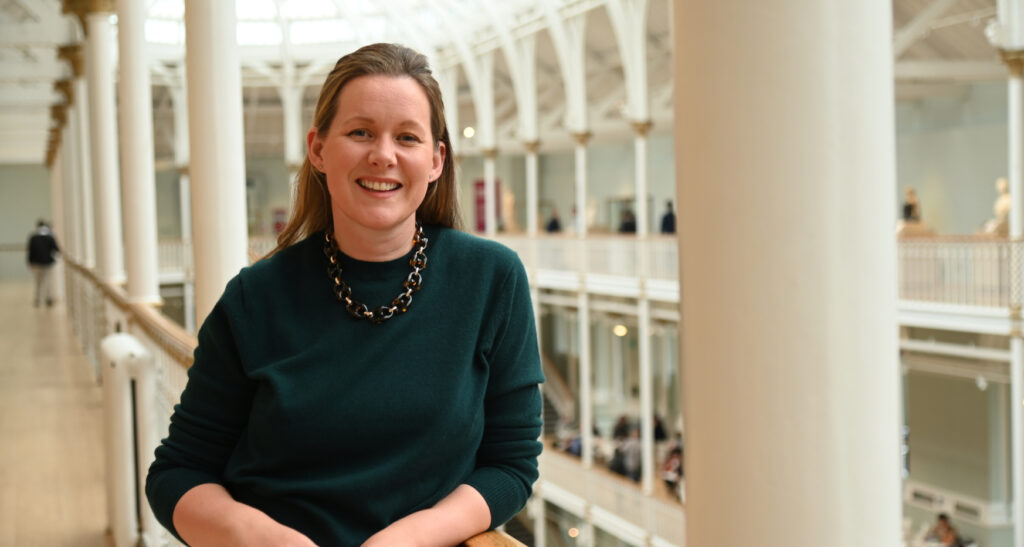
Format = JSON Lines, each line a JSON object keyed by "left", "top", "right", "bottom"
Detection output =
{"left": 146, "top": 43, "right": 544, "bottom": 546}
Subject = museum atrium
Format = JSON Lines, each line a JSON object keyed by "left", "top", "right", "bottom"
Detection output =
{"left": 0, "top": 0, "right": 1023, "bottom": 545}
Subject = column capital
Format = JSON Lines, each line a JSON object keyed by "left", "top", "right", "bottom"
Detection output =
{"left": 57, "top": 44, "right": 84, "bottom": 78}
{"left": 62, "top": 0, "right": 114, "bottom": 34}
{"left": 523, "top": 140, "right": 541, "bottom": 154}
{"left": 631, "top": 120, "right": 654, "bottom": 137}
{"left": 482, "top": 148, "right": 498, "bottom": 159}
{"left": 51, "top": 104, "right": 68, "bottom": 128}
{"left": 176, "top": 165, "right": 190, "bottom": 176}
{"left": 54, "top": 79, "right": 74, "bottom": 104}
{"left": 999, "top": 49, "right": 1024, "bottom": 78}
{"left": 571, "top": 131, "right": 593, "bottom": 146}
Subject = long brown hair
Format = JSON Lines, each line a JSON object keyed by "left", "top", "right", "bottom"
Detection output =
{"left": 267, "top": 43, "right": 461, "bottom": 258}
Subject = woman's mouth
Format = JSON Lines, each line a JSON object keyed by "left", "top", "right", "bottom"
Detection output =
{"left": 357, "top": 178, "right": 402, "bottom": 192}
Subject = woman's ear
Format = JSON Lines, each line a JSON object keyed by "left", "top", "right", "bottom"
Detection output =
{"left": 307, "top": 127, "right": 323, "bottom": 171}
{"left": 430, "top": 141, "right": 446, "bottom": 182}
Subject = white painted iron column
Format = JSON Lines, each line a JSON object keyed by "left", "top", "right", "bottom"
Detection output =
{"left": 525, "top": 141, "right": 540, "bottom": 236}
{"left": 483, "top": 148, "right": 498, "bottom": 237}
{"left": 633, "top": 122, "right": 651, "bottom": 237}
{"left": 84, "top": 6, "right": 124, "bottom": 284}
{"left": 170, "top": 82, "right": 196, "bottom": 333}
{"left": 185, "top": 0, "right": 250, "bottom": 325}
{"left": 991, "top": 0, "right": 1024, "bottom": 537}
{"left": 1010, "top": 52, "right": 1024, "bottom": 547}
{"left": 572, "top": 132, "right": 590, "bottom": 237}
{"left": 674, "top": 2, "right": 901, "bottom": 546}
{"left": 117, "top": 0, "right": 161, "bottom": 304}
{"left": 578, "top": 292, "right": 593, "bottom": 467}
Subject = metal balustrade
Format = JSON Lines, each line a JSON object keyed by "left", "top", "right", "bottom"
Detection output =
{"left": 155, "top": 235, "right": 1022, "bottom": 309}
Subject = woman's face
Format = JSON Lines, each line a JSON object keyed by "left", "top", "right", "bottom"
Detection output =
{"left": 309, "top": 74, "right": 444, "bottom": 238}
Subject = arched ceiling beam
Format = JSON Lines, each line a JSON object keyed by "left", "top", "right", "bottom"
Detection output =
{"left": 893, "top": 0, "right": 961, "bottom": 58}
{"left": 604, "top": 0, "right": 649, "bottom": 121}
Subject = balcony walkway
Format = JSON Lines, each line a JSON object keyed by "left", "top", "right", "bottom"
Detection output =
{"left": 0, "top": 281, "right": 107, "bottom": 546}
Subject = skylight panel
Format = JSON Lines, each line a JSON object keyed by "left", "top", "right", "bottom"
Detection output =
{"left": 280, "top": 0, "right": 338, "bottom": 19}
{"left": 290, "top": 19, "right": 355, "bottom": 44}
{"left": 237, "top": 22, "right": 282, "bottom": 45}
{"left": 148, "top": 0, "right": 183, "bottom": 19}
{"left": 237, "top": 0, "right": 278, "bottom": 21}
{"left": 145, "top": 18, "right": 183, "bottom": 45}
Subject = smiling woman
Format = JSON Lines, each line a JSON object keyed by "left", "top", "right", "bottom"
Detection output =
{"left": 144, "top": 43, "right": 544, "bottom": 547}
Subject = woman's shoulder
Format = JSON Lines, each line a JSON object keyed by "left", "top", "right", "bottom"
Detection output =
{"left": 432, "top": 226, "right": 520, "bottom": 267}
{"left": 238, "top": 233, "right": 322, "bottom": 286}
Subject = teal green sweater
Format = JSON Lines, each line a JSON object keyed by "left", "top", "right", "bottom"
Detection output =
{"left": 146, "top": 226, "right": 544, "bottom": 545}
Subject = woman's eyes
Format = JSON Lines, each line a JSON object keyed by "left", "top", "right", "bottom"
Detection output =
{"left": 345, "top": 129, "right": 422, "bottom": 144}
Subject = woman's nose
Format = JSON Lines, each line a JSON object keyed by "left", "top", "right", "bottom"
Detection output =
{"left": 368, "top": 138, "right": 397, "bottom": 167}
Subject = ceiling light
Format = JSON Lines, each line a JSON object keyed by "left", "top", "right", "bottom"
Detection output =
{"left": 613, "top": 324, "right": 628, "bottom": 337}
{"left": 463, "top": 126, "right": 475, "bottom": 138}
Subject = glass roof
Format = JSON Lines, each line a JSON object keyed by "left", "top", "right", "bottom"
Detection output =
{"left": 144, "top": 0, "right": 546, "bottom": 49}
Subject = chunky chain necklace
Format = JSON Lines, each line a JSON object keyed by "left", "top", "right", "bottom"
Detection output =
{"left": 323, "top": 223, "right": 428, "bottom": 324}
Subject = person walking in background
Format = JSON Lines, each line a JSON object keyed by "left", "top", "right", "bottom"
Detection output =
{"left": 545, "top": 209, "right": 562, "bottom": 233}
{"left": 26, "top": 219, "right": 60, "bottom": 308}
{"left": 660, "top": 200, "right": 676, "bottom": 234}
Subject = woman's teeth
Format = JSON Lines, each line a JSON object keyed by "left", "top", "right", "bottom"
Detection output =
{"left": 358, "top": 179, "right": 401, "bottom": 192}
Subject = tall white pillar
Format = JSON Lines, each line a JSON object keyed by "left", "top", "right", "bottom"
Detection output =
{"left": 76, "top": 75, "right": 95, "bottom": 268}
{"left": 483, "top": 148, "right": 498, "bottom": 236}
{"left": 999, "top": 47, "right": 1024, "bottom": 547}
{"left": 674, "top": 2, "right": 901, "bottom": 546}
{"left": 59, "top": 101, "right": 80, "bottom": 261}
{"left": 84, "top": 8, "right": 125, "bottom": 284}
{"left": 572, "top": 132, "right": 591, "bottom": 237}
{"left": 577, "top": 292, "right": 593, "bottom": 467}
{"left": 185, "top": 0, "right": 250, "bottom": 325}
{"left": 117, "top": 0, "right": 161, "bottom": 304}
{"left": 633, "top": 121, "right": 651, "bottom": 238}
{"left": 281, "top": 83, "right": 304, "bottom": 210}
{"left": 48, "top": 137, "right": 67, "bottom": 303}
{"left": 171, "top": 83, "right": 196, "bottom": 333}
{"left": 638, "top": 298, "right": 654, "bottom": 495}
{"left": 532, "top": 494, "right": 546, "bottom": 547}
{"left": 525, "top": 141, "right": 540, "bottom": 236}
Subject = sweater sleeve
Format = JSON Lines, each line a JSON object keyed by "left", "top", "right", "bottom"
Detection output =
{"left": 464, "top": 257, "right": 545, "bottom": 528}
{"left": 145, "top": 275, "right": 256, "bottom": 542}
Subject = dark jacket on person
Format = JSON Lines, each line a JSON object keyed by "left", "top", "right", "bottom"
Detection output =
{"left": 27, "top": 227, "right": 59, "bottom": 265}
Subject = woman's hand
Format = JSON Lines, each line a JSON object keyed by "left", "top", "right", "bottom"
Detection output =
{"left": 173, "top": 483, "right": 318, "bottom": 547}
{"left": 360, "top": 485, "right": 490, "bottom": 547}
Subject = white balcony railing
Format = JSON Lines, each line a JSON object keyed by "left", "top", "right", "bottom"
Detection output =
{"left": 155, "top": 234, "right": 1021, "bottom": 310}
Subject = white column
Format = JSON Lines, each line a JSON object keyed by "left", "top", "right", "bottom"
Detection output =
{"left": 85, "top": 10, "right": 125, "bottom": 283}
{"left": 75, "top": 76, "right": 95, "bottom": 267}
{"left": 990, "top": 383, "right": 1011, "bottom": 513}
{"left": 532, "top": 494, "right": 546, "bottom": 547}
{"left": 1002, "top": 49, "right": 1024, "bottom": 547}
{"left": 577, "top": 292, "right": 593, "bottom": 467}
{"left": 171, "top": 83, "right": 196, "bottom": 333}
{"left": 674, "top": 2, "right": 900, "bottom": 546}
{"left": 49, "top": 143, "right": 67, "bottom": 302}
{"left": 60, "top": 101, "right": 80, "bottom": 261}
{"left": 281, "top": 83, "right": 304, "bottom": 209}
{"left": 633, "top": 122, "right": 651, "bottom": 237}
{"left": 525, "top": 141, "right": 540, "bottom": 236}
{"left": 572, "top": 132, "right": 590, "bottom": 237}
{"left": 117, "top": 0, "right": 161, "bottom": 304}
{"left": 185, "top": 0, "right": 250, "bottom": 325}
{"left": 484, "top": 148, "right": 498, "bottom": 236}
{"left": 638, "top": 298, "right": 654, "bottom": 494}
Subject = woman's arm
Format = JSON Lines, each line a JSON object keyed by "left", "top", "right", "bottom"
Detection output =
{"left": 360, "top": 484, "right": 490, "bottom": 547}
{"left": 173, "top": 483, "right": 317, "bottom": 547}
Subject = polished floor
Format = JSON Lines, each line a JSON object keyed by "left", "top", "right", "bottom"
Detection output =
{"left": 0, "top": 281, "right": 107, "bottom": 546}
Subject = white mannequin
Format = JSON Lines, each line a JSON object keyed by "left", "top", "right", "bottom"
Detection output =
{"left": 983, "top": 177, "right": 1011, "bottom": 236}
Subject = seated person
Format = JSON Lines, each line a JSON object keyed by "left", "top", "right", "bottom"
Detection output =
{"left": 925, "top": 513, "right": 960, "bottom": 547}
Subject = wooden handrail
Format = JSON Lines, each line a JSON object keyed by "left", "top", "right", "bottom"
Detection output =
{"left": 65, "top": 258, "right": 197, "bottom": 368}
{"left": 462, "top": 530, "right": 525, "bottom": 547}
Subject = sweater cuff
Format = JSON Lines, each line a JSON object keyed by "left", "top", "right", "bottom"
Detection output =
{"left": 464, "top": 467, "right": 531, "bottom": 529}
{"left": 145, "top": 467, "right": 223, "bottom": 543}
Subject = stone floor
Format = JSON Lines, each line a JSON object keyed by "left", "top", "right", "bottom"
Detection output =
{"left": 0, "top": 281, "right": 107, "bottom": 546}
